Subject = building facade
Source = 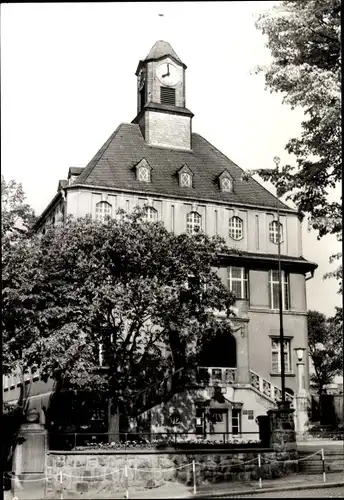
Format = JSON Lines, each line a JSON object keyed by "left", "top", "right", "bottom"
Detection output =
{"left": 4, "top": 41, "right": 317, "bottom": 439}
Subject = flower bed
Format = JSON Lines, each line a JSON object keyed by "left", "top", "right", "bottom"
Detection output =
{"left": 73, "top": 437, "right": 262, "bottom": 451}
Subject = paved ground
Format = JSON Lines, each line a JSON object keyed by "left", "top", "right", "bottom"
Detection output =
{"left": 5, "top": 473, "right": 344, "bottom": 499}
{"left": 247, "top": 487, "right": 344, "bottom": 498}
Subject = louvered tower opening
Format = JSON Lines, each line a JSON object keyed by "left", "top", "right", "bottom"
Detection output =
{"left": 160, "top": 87, "right": 176, "bottom": 106}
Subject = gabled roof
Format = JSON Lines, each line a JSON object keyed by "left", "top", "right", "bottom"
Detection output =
{"left": 74, "top": 123, "right": 291, "bottom": 211}
{"left": 144, "top": 40, "right": 184, "bottom": 65}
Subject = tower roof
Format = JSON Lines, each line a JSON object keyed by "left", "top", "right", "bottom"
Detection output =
{"left": 143, "top": 40, "right": 186, "bottom": 66}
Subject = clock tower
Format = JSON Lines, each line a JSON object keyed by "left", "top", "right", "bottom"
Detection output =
{"left": 132, "top": 41, "right": 193, "bottom": 151}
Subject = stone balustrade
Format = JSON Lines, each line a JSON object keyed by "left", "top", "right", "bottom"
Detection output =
{"left": 250, "top": 370, "right": 293, "bottom": 404}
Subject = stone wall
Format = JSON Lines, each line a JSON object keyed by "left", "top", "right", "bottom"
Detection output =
{"left": 46, "top": 448, "right": 298, "bottom": 498}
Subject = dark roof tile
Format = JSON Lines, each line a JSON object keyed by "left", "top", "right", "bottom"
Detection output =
{"left": 75, "top": 123, "right": 291, "bottom": 211}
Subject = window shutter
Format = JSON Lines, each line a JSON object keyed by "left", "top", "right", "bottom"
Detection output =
{"left": 160, "top": 87, "right": 176, "bottom": 105}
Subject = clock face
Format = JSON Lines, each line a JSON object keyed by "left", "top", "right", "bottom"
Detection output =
{"left": 156, "top": 62, "right": 180, "bottom": 86}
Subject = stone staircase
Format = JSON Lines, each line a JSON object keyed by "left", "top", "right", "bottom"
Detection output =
{"left": 132, "top": 366, "right": 294, "bottom": 418}
{"left": 297, "top": 442, "right": 344, "bottom": 473}
{"left": 249, "top": 369, "right": 294, "bottom": 404}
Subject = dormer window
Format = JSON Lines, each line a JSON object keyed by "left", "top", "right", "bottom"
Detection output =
{"left": 221, "top": 177, "right": 232, "bottom": 192}
{"left": 138, "top": 166, "right": 150, "bottom": 182}
{"left": 178, "top": 164, "right": 193, "bottom": 188}
{"left": 180, "top": 172, "right": 191, "bottom": 187}
{"left": 219, "top": 170, "right": 234, "bottom": 192}
{"left": 135, "top": 159, "right": 152, "bottom": 183}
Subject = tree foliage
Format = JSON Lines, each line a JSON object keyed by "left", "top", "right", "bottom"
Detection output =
{"left": 1, "top": 175, "right": 36, "bottom": 241}
{"left": 2, "top": 176, "right": 37, "bottom": 376}
{"left": 253, "top": 0, "right": 342, "bottom": 291}
{"left": 3, "top": 207, "right": 237, "bottom": 435}
{"left": 308, "top": 309, "right": 343, "bottom": 394}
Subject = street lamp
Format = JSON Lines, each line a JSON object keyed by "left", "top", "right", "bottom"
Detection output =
{"left": 273, "top": 156, "right": 286, "bottom": 405}
{"left": 294, "top": 347, "right": 306, "bottom": 394}
{"left": 294, "top": 346, "right": 308, "bottom": 434}
{"left": 295, "top": 347, "right": 305, "bottom": 364}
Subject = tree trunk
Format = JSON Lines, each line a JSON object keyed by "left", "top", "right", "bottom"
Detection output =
{"left": 107, "top": 397, "right": 120, "bottom": 443}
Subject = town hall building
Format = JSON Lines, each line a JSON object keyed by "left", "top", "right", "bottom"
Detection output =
{"left": 4, "top": 41, "right": 317, "bottom": 440}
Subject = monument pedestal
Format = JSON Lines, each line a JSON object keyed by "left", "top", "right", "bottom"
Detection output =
{"left": 267, "top": 401, "right": 296, "bottom": 451}
{"left": 12, "top": 410, "right": 48, "bottom": 499}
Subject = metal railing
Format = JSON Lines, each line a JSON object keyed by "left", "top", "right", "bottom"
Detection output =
{"left": 48, "top": 431, "right": 261, "bottom": 451}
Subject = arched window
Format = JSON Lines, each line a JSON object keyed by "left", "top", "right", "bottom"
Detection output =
{"left": 269, "top": 221, "right": 283, "bottom": 244}
{"left": 143, "top": 206, "right": 158, "bottom": 222}
{"left": 229, "top": 216, "right": 243, "bottom": 240}
{"left": 186, "top": 212, "right": 201, "bottom": 234}
{"left": 96, "top": 201, "right": 112, "bottom": 221}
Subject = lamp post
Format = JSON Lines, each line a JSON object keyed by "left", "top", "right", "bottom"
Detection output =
{"left": 273, "top": 156, "right": 286, "bottom": 405}
{"left": 294, "top": 347, "right": 308, "bottom": 434}
{"left": 295, "top": 347, "right": 306, "bottom": 394}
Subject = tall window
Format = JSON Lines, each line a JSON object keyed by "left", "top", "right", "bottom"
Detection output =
{"left": 232, "top": 409, "right": 241, "bottom": 435}
{"left": 269, "top": 270, "right": 289, "bottom": 310}
{"left": 96, "top": 201, "right": 112, "bottom": 221}
{"left": 186, "top": 212, "right": 201, "bottom": 234}
{"left": 227, "top": 267, "right": 248, "bottom": 299}
{"left": 271, "top": 338, "right": 291, "bottom": 373}
{"left": 229, "top": 216, "right": 243, "bottom": 240}
{"left": 269, "top": 221, "right": 283, "bottom": 244}
{"left": 143, "top": 206, "right": 158, "bottom": 222}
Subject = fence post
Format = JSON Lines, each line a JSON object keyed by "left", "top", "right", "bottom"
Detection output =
{"left": 74, "top": 433, "right": 77, "bottom": 450}
{"left": 321, "top": 448, "right": 326, "bottom": 483}
{"left": 258, "top": 454, "right": 262, "bottom": 489}
{"left": 192, "top": 460, "right": 196, "bottom": 495}
{"left": 124, "top": 464, "right": 129, "bottom": 499}
{"left": 59, "top": 470, "right": 63, "bottom": 500}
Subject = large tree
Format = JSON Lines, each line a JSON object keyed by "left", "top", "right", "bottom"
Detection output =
{"left": 2, "top": 176, "right": 38, "bottom": 378}
{"left": 251, "top": 0, "right": 342, "bottom": 291}
{"left": 1, "top": 176, "right": 37, "bottom": 480}
{"left": 307, "top": 309, "right": 343, "bottom": 395}
{"left": 3, "top": 208, "right": 237, "bottom": 439}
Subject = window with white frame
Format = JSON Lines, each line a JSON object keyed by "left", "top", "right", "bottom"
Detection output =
{"left": 221, "top": 177, "right": 232, "bottom": 192}
{"left": 269, "top": 220, "right": 283, "bottom": 244}
{"left": 138, "top": 166, "right": 150, "bottom": 182}
{"left": 180, "top": 172, "right": 191, "bottom": 187}
{"left": 229, "top": 216, "right": 243, "bottom": 240}
{"left": 143, "top": 206, "right": 158, "bottom": 222}
{"left": 227, "top": 267, "right": 248, "bottom": 299}
{"left": 271, "top": 338, "right": 291, "bottom": 373}
{"left": 95, "top": 201, "right": 112, "bottom": 221}
{"left": 232, "top": 408, "right": 241, "bottom": 435}
{"left": 186, "top": 212, "right": 201, "bottom": 234}
{"left": 269, "top": 270, "right": 289, "bottom": 310}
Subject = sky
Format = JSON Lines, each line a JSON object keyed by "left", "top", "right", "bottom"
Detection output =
{"left": 1, "top": 1, "right": 341, "bottom": 317}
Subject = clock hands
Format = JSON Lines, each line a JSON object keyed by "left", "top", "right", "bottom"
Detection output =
{"left": 162, "top": 63, "right": 170, "bottom": 78}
